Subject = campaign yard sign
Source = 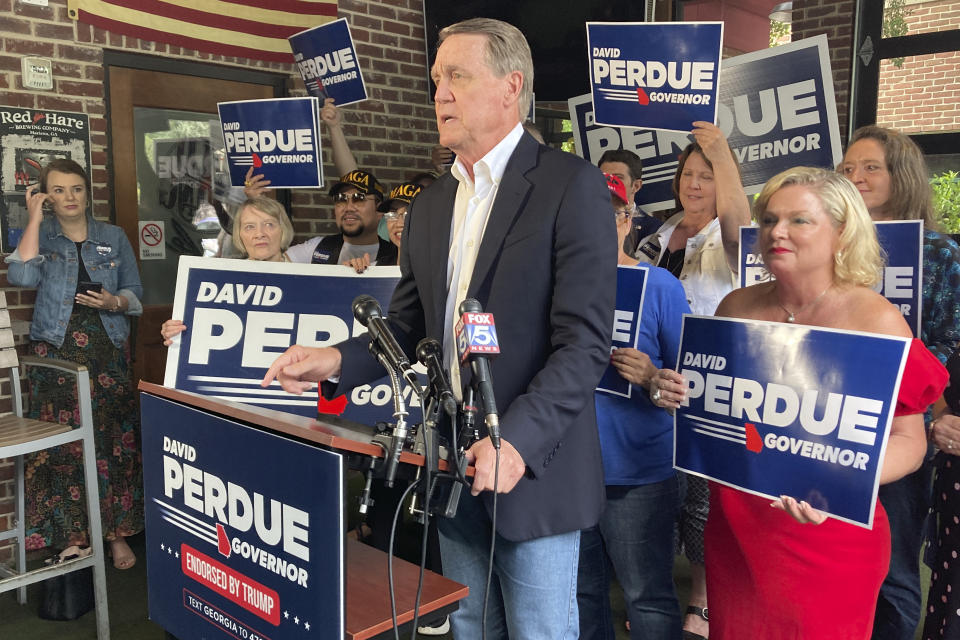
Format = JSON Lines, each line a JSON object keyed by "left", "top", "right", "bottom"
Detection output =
{"left": 142, "top": 392, "right": 343, "bottom": 640}
{"left": 289, "top": 18, "right": 367, "bottom": 107}
{"left": 586, "top": 22, "right": 723, "bottom": 132}
{"left": 218, "top": 97, "right": 323, "bottom": 189}
{"left": 164, "top": 256, "right": 404, "bottom": 426}
{"left": 570, "top": 36, "right": 842, "bottom": 214}
{"left": 597, "top": 265, "right": 649, "bottom": 398}
{"left": 739, "top": 220, "right": 923, "bottom": 336}
{"left": 674, "top": 316, "right": 910, "bottom": 527}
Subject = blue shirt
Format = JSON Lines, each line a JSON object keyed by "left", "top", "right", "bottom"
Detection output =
{"left": 6, "top": 215, "right": 143, "bottom": 348}
{"left": 595, "top": 265, "right": 690, "bottom": 485}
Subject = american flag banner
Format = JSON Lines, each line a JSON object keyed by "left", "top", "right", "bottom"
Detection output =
{"left": 67, "top": 0, "right": 337, "bottom": 63}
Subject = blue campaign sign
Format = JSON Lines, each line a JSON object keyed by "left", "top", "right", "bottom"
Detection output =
{"left": 674, "top": 316, "right": 910, "bottom": 527}
{"left": 587, "top": 22, "right": 723, "bottom": 132}
{"left": 218, "top": 97, "right": 323, "bottom": 189}
{"left": 142, "top": 392, "right": 343, "bottom": 639}
{"left": 598, "top": 265, "right": 649, "bottom": 398}
{"left": 570, "top": 36, "right": 843, "bottom": 214}
{"left": 739, "top": 220, "right": 923, "bottom": 336}
{"left": 289, "top": 18, "right": 367, "bottom": 107}
{"left": 164, "top": 256, "right": 406, "bottom": 426}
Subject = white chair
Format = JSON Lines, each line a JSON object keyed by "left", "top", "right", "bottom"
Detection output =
{"left": 0, "top": 292, "right": 109, "bottom": 638}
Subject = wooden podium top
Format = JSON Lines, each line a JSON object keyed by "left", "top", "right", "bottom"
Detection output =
{"left": 138, "top": 381, "right": 438, "bottom": 468}
{"left": 346, "top": 539, "right": 467, "bottom": 639}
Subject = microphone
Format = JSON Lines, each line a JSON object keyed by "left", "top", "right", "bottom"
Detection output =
{"left": 352, "top": 295, "right": 420, "bottom": 391}
{"left": 416, "top": 338, "right": 458, "bottom": 417}
{"left": 455, "top": 298, "right": 501, "bottom": 449}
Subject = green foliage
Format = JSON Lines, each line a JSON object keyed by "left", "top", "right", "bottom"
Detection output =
{"left": 931, "top": 170, "right": 960, "bottom": 233}
{"left": 883, "top": 0, "right": 912, "bottom": 69}
{"left": 769, "top": 19, "right": 791, "bottom": 47}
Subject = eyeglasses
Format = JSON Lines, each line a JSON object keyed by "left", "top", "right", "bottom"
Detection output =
{"left": 334, "top": 192, "right": 370, "bottom": 204}
{"left": 383, "top": 209, "right": 408, "bottom": 221}
{"left": 614, "top": 207, "right": 631, "bottom": 218}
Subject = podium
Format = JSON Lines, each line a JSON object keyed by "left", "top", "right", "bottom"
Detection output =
{"left": 139, "top": 381, "right": 467, "bottom": 640}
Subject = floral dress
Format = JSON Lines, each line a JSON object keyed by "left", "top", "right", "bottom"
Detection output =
{"left": 23, "top": 302, "right": 143, "bottom": 551}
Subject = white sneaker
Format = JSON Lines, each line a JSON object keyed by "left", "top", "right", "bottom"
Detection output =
{"left": 417, "top": 615, "right": 450, "bottom": 636}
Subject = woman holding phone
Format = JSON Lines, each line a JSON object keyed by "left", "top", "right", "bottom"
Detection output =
{"left": 6, "top": 158, "right": 144, "bottom": 569}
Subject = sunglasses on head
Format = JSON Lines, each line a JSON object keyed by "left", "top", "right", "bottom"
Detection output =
{"left": 334, "top": 191, "right": 370, "bottom": 203}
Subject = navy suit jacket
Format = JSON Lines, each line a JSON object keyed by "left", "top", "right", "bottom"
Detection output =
{"left": 335, "top": 133, "right": 617, "bottom": 541}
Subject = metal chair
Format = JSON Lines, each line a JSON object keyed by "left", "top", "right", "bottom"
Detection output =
{"left": 0, "top": 306, "right": 110, "bottom": 638}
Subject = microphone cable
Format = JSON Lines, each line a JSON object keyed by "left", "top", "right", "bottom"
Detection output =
{"left": 387, "top": 479, "right": 419, "bottom": 640}
{"left": 481, "top": 447, "right": 500, "bottom": 640}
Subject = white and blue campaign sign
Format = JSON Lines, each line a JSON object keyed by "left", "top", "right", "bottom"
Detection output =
{"left": 289, "top": 18, "right": 367, "bottom": 107}
{"left": 674, "top": 316, "right": 910, "bottom": 527}
{"left": 142, "top": 392, "right": 343, "bottom": 639}
{"left": 570, "top": 36, "right": 842, "bottom": 214}
{"left": 738, "top": 220, "right": 923, "bottom": 336}
{"left": 164, "top": 256, "right": 405, "bottom": 426}
{"left": 218, "top": 97, "right": 323, "bottom": 189}
{"left": 598, "top": 265, "right": 649, "bottom": 397}
{"left": 587, "top": 22, "right": 723, "bottom": 132}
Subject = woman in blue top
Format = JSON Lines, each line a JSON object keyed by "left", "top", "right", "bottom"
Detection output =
{"left": 6, "top": 159, "right": 144, "bottom": 569}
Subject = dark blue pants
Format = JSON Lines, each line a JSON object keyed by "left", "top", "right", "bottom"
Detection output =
{"left": 872, "top": 460, "right": 934, "bottom": 640}
{"left": 578, "top": 477, "right": 682, "bottom": 640}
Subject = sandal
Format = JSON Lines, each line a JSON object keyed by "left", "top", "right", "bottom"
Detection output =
{"left": 44, "top": 545, "right": 93, "bottom": 565}
{"left": 109, "top": 538, "right": 137, "bottom": 570}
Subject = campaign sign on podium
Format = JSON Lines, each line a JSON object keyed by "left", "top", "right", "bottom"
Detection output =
{"left": 674, "top": 316, "right": 909, "bottom": 527}
{"left": 738, "top": 220, "right": 923, "bottom": 336}
{"left": 218, "top": 97, "right": 323, "bottom": 189}
{"left": 597, "top": 265, "right": 648, "bottom": 398}
{"left": 142, "top": 393, "right": 343, "bottom": 639}
{"left": 164, "top": 257, "right": 402, "bottom": 425}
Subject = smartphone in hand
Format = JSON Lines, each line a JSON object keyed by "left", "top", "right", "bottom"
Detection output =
{"left": 78, "top": 281, "right": 102, "bottom": 295}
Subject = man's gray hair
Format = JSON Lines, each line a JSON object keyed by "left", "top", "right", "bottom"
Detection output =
{"left": 439, "top": 18, "right": 534, "bottom": 122}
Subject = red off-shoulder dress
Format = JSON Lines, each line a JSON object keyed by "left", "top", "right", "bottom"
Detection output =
{"left": 704, "top": 339, "right": 948, "bottom": 640}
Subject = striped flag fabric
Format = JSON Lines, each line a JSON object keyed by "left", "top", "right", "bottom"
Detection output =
{"left": 67, "top": 0, "right": 336, "bottom": 63}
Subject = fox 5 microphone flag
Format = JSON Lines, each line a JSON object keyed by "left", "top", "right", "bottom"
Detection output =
{"left": 587, "top": 22, "right": 723, "bottom": 132}
{"left": 218, "top": 97, "right": 323, "bottom": 189}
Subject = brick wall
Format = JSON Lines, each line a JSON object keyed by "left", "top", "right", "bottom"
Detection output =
{"left": 790, "top": 0, "right": 857, "bottom": 144}
{"left": 876, "top": 0, "right": 960, "bottom": 133}
{"left": 0, "top": 0, "right": 438, "bottom": 559}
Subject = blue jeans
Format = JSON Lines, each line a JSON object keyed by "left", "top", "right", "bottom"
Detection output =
{"left": 872, "top": 460, "right": 934, "bottom": 640}
{"left": 578, "top": 477, "right": 681, "bottom": 640}
{"left": 437, "top": 490, "right": 581, "bottom": 640}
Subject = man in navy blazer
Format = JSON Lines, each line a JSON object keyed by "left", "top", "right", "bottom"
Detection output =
{"left": 264, "top": 18, "right": 616, "bottom": 638}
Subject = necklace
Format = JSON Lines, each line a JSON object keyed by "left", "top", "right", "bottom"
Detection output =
{"left": 778, "top": 285, "right": 831, "bottom": 323}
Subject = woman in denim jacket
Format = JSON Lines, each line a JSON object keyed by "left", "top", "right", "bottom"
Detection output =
{"left": 5, "top": 158, "right": 144, "bottom": 569}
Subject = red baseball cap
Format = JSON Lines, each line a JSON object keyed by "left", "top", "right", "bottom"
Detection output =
{"left": 604, "top": 173, "right": 628, "bottom": 205}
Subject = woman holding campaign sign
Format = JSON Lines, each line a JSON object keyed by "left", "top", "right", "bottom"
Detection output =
{"left": 633, "top": 121, "right": 751, "bottom": 640}
{"left": 161, "top": 197, "right": 294, "bottom": 343}
{"left": 841, "top": 125, "right": 960, "bottom": 640}
{"left": 650, "top": 167, "right": 947, "bottom": 639}
{"left": 5, "top": 158, "right": 144, "bottom": 570}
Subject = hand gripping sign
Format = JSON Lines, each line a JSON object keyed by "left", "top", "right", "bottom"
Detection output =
{"left": 218, "top": 97, "right": 323, "bottom": 189}
{"left": 673, "top": 316, "right": 910, "bottom": 527}
{"left": 597, "top": 265, "right": 649, "bottom": 398}
{"left": 586, "top": 22, "right": 723, "bottom": 132}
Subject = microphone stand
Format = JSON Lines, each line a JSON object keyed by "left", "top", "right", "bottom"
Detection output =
{"left": 368, "top": 342, "right": 416, "bottom": 488}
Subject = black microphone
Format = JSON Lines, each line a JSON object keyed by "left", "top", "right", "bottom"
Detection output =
{"left": 456, "top": 298, "right": 501, "bottom": 449}
{"left": 352, "top": 295, "right": 420, "bottom": 391}
{"left": 416, "top": 338, "right": 458, "bottom": 417}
